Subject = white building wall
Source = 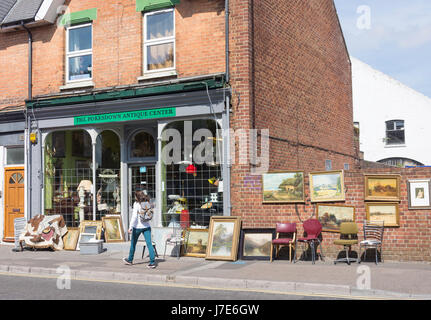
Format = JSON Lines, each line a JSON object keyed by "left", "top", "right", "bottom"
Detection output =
{"left": 352, "top": 56, "right": 431, "bottom": 165}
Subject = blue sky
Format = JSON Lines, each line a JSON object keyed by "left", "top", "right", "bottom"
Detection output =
{"left": 333, "top": 0, "right": 431, "bottom": 98}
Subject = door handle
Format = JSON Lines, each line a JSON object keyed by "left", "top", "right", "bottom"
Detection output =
{"left": 12, "top": 208, "right": 21, "bottom": 213}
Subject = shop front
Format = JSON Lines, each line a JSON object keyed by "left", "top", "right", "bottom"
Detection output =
{"left": 26, "top": 77, "right": 230, "bottom": 252}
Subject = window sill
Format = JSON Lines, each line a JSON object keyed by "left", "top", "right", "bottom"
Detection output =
{"left": 384, "top": 144, "right": 406, "bottom": 148}
{"left": 138, "top": 70, "right": 177, "bottom": 81}
{"left": 60, "top": 80, "right": 95, "bottom": 91}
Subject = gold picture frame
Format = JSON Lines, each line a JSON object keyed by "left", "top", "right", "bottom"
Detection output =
{"left": 206, "top": 216, "right": 241, "bottom": 261}
{"left": 316, "top": 204, "right": 355, "bottom": 233}
{"left": 63, "top": 227, "right": 80, "bottom": 251}
{"left": 79, "top": 220, "right": 103, "bottom": 240}
{"left": 366, "top": 202, "right": 400, "bottom": 227}
{"left": 309, "top": 170, "right": 345, "bottom": 202}
{"left": 262, "top": 171, "right": 305, "bottom": 203}
{"left": 184, "top": 228, "right": 209, "bottom": 258}
{"left": 102, "top": 216, "right": 125, "bottom": 243}
{"left": 364, "top": 174, "right": 400, "bottom": 201}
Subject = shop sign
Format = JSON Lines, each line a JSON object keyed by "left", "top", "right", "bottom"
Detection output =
{"left": 74, "top": 107, "right": 176, "bottom": 125}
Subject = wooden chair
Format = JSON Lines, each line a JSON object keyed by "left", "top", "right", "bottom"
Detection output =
{"left": 270, "top": 223, "right": 297, "bottom": 262}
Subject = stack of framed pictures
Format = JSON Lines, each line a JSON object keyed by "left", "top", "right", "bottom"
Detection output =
{"left": 77, "top": 220, "right": 103, "bottom": 250}
{"left": 364, "top": 175, "right": 401, "bottom": 227}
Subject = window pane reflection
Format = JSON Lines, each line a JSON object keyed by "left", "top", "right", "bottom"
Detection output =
{"left": 68, "top": 55, "right": 92, "bottom": 81}
{"left": 147, "top": 43, "right": 174, "bottom": 71}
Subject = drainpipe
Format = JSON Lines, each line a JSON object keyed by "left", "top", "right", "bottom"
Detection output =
{"left": 22, "top": 22, "right": 33, "bottom": 219}
{"left": 225, "top": 0, "right": 229, "bottom": 83}
{"left": 224, "top": 0, "right": 232, "bottom": 215}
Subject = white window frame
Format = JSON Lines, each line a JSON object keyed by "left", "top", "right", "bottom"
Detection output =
{"left": 143, "top": 8, "right": 176, "bottom": 76}
{"left": 385, "top": 119, "right": 405, "bottom": 146}
{"left": 5, "top": 146, "right": 25, "bottom": 167}
{"left": 65, "top": 23, "right": 93, "bottom": 84}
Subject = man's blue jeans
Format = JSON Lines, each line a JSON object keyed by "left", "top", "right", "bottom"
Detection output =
{"left": 128, "top": 227, "right": 155, "bottom": 264}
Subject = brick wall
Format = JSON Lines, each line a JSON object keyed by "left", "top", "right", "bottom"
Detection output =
{"left": 0, "top": 0, "right": 226, "bottom": 109}
{"left": 229, "top": 0, "right": 360, "bottom": 233}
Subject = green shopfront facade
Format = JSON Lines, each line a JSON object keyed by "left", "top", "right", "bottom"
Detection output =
{"left": 25, "top": 76, "right": 231, "bottom": 249}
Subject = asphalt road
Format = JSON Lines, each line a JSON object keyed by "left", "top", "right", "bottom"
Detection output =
{"left": 0, "top": 273, "right": 340, "bottom": 301}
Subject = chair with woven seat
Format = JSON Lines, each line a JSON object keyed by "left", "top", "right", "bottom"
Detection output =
{"left": 270, "top": 223, "right": 297, "bottom": 262}
{"left": 297, "top": 219, "right": 324, "bottom": 264}
{"left": 359, "top": 220, "right": 384, "bottom": 264}
{"left": 334, "top": 222, "right": 359, "bottom": 265}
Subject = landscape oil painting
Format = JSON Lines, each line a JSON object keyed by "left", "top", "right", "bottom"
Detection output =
{"left": 309, "top": 170, "right": 345, "bottom": 202}
{"left": 317, "top": 205, "right": 355, "bottom": 232}
{"left": 262, "top": 171, "right": 304, "bottom": 203}
{"left": 206, "top": 217, "right": 241, "bottom": 261}
{"left": 365, "top": 175, "right": 400, "bottom": 201}
{"left": 366, "top": 202, "right": 400, "bottom": 227}
{"left": 184, "top": 229, "right": 209, "bottom": 258}
{"left": 62, "top": 227, "right": 80, "bottom": 251}
{"left": 102, "top": 216, "right": 124, "bottom": 243}
{"left": 239, "top": 229, "right": 275, "bottom": 260}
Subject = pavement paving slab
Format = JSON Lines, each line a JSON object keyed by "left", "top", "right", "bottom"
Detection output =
{"left": 1, "top": 244, "right": 431, "bottom": 299}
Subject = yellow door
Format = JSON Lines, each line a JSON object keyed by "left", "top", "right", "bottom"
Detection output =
{"left": 3, "top": 167, "right": 25, "bottom": 242}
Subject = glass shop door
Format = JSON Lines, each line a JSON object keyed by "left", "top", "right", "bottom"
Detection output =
{"left": 128, "top": 165, "right": 156, "bottom": 223}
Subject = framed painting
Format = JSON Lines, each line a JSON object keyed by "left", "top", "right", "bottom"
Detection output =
{"left": 316, "top": 204, "right": 355, "bottom": 232}
{"left": 184, "top": 228, "right": 209, "bottom": 258}
{"left": 309, "top": 170, "right": 345, "bottom": 202}
{"left": 238, "top": 228, "right": 276, "bottom": 261}
{"left": 52, "top": 131, "right": 65, "bottom": 158}
{"left": 63, "top": 227, "right": 80, "bottom": 251}
{"left": 102, "top": 216, "right": 125, "bottom": 243}
{"left": 364, "top": 174, "right": 400, "bottom": 201}
{"left": 206, "top": 216, "right": 241, "bottom": 261}
{"left": 79, "top": 220, "right": 103, "bottom": 240}
{"left": 407, "top": 179, "right": 431, "bottom": 209}
{"left": 262, "top": 171, "right": 305, "bottom": 203}
{"left": 366, "top": 202, "right": 400, "bottom": 227}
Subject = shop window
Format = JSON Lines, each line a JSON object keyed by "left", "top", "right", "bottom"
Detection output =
{"left": 44, "top": 130, "right": 93, "bottom": 227}
{"left": 143, "top": 8, "right": 175, "bottom": 75}
{"left": 161, "top": 120, "right": 223, "bottom": 228}
{"left": 95, "top": 131, "right": 121, "bottom": 220}
{"left": 66, "top": 23, "right": 93, "bottom": 83}
{"left": 6, "top": 147, "right": 24, "bottom": 165}
{"left": 385, "top": 120, "right": 405, "bottom": 145}
{"left": 130, "top": 131, "right": 156, "bottom": 158}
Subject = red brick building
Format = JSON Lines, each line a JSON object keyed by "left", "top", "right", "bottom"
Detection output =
{"left": 0, "top": 0, "right": 428, "bottom": 261}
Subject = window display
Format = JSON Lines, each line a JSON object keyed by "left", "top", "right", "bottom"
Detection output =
{"left": 44, "top": 130, "right": 121, "bottom": 227}
{"left": 161, "top": 120, "right": 223, "bottom": 227}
